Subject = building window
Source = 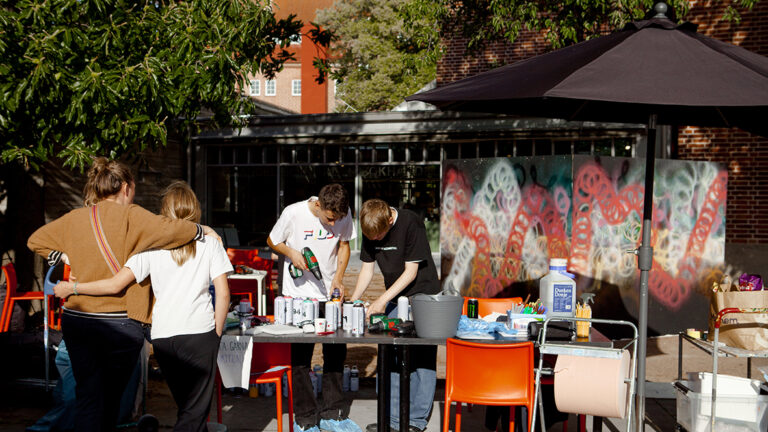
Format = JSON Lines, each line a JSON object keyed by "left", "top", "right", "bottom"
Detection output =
{"left": 249, "top": 80, "right": 260, "bottom": 96}
{"left": 291, "top": 80, "right": 301, "bottom": 96}
{"left": 265, "top": 80, "right": 276, "bottom": 96}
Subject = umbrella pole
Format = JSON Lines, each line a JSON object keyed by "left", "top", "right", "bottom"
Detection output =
{"left": 635, "top": 114, "right": 657, "bottom": 432}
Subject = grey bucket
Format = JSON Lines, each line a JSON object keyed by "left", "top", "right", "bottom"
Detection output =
{"left": 411, "top": 293, "right": 464, "bottom": 338}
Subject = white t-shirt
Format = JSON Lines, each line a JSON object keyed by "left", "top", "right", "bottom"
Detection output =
{"left": 268, "top": 197, "right": 356, "bottom": 301}
{"left": 126, "top": 235, "right": 233, "bottom": 340}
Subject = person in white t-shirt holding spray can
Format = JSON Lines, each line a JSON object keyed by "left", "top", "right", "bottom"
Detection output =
{"left": 267, "top": 184, "right": 361, "bottom": 432}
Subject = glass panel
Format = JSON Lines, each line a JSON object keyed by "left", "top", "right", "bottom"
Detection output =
{"left": 326, "top": 145, "right": 342, "bottom": 164}
{"left": 207, "top": 166, "right": 278, "bottom": 246}
{"left": 282, "top": 165, "right": 357, "bottom": 214}
{"left": 280, "top": 146, "right": 293, "bottom": 164}
{"left": 497, "top": 140, "right": 515, "bottom": 157}
{"left": 406, "top": 142, "right": 423, "bottom": 162}
{"left": 444, "top": 143, "right": 458, "bottom": 159}
{"left": 516, "top": 140, "right": 533, "bottom": 156}
{"left": 554, "top": 141, "right": 572, "bottom": 155}
{"left": 295, "top": 145, "right": 309, "bottom": 163}
{"left": 310, "top": 145, "right": 324, "bottom": 163}
{"left": 535, "top": 140, "right": 552, "bottom": 156}
{"left": 575, "top": 140, "right": 592, "bottom": 155}
{"left": 426, "top": 142, "right": 440, "bottom": 161}
{"left": 207, "top": 146, "right": 220, "bottom": 165}
{"left": 361, "top": 164, "right": 441, "bottom": 251}
{"left": 615, "top": 138, "right": 634, "bottom": 157}
{"left": 594, "top": 139, "right": 614, "bottom": 156}
{"left": 374, "top": 144, "right": 388, "bottom": 163}
{"left": 235, "top": 147, "right": 249, "bottom": 164}
{"left": 220, "top": 147, "right": 233, "bottom": 165}
{"left": 343, "top": 145, "right": 357, "bottom": 163}
{"left": 478, "top": 141, "right": 495, "bottom": 158}
{"left": 264, "top": 144, "right": 277, "bottom": 163}
{"left": 460, "top": 142, "right": 476, "bottom": 158}
{"left": 392, "top": 143, "right": 406, "bottom": 162}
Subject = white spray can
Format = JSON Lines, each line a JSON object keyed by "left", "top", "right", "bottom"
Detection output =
{"left": 397, "top": 296, "right": 410, "bottom": 322}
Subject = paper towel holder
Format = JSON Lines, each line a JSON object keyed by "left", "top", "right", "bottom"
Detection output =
{"left": 531, "top": 316, "right": 639, "bottom": 432}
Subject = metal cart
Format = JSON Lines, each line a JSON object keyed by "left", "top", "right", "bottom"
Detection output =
{"left": 531, "top": 317, "right": 639, "bottom": 432}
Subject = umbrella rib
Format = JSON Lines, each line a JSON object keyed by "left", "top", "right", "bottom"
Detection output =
{"left": 715, "top": 107, "right": 731, "bottom": 127}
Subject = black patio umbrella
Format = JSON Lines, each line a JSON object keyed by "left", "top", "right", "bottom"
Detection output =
{"left": 408, "top": 2, "right": 768, "bottom": 429}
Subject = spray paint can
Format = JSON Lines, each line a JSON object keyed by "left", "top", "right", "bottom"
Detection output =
{"left": 350, "top": 365, "right": 360, "bottom": 391}
{"left": 293, "top": 297, "right": 303, "bottom": 326}
{"left": 274, "top": 296, "right": 286, "bottom": 325}
{"left": 397, "top": 296, "right": 410, "bottom": 322}
{"left": 301, "top": 299, "right": 315, "bottom": 325}
{"left": 352, "top": 303, "right": 365, "bottom": 336}
{"left": 313, "top": 364, "right": 323, "bottom": 393}
{"left": 325, "top": 301, "right": 338, "bottom": 331}
{"left": 342, "top": 301, "right": 353, "bottom": 332}
{"left": 342, "top": 365, "right": 351, "bottom": 391}
{"left": 333, "top": 298, "right": 342, "bottom": 327}
{"left": 312, "top": 298, "right": 320, "bottom": 320}
{"left": 283, "top": 296, "right": 293, "bottom": 325}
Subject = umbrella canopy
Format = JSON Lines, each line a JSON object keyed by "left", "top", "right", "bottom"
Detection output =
{"left": 409, "top": 3, "right": 768, "bottom": 431}
{"left": 409, "top": 8, "right": 768, "bottom": 134}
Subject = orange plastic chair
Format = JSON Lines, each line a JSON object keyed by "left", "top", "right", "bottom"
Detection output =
{"left": 462, "top": 297, "right": 523, "bottom": 317}
{"left": 215, "top": 343, "right": 294, "bottom": 432}
{"left": 443, "top": 338, "right": 535, "bottom": 432}
{"left": 1, "top": 263, "right": 46, "bottom": 332}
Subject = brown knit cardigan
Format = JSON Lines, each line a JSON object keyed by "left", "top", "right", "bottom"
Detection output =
{"left": 27, "top": 200, "right": 199, "bottom": 323}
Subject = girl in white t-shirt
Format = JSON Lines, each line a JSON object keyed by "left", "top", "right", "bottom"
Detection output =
{"left": 54, "top": 181, "right": 232, "bottom": 432}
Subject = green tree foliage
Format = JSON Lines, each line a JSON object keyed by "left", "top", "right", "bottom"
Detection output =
{"left": 0, "top": 0, "right": 329, "bottom": 170}
{"left": 316, "top": 0, "right": 438, "bottom": 112}
{"left": 408, "top": 0, "right": 761, "bottom": 55}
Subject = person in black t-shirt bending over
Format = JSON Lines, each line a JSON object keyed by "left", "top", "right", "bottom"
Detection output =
{"left": 350, "top": 199, "right": 440, "bottom": 432}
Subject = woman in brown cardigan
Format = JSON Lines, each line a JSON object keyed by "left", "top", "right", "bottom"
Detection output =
{"left": 28, "top": 158, "right": 219, "bottom": 432}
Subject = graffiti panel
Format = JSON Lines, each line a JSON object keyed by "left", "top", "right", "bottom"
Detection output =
{"left": 441, "top": 155, "right": 727, "bottom": 335}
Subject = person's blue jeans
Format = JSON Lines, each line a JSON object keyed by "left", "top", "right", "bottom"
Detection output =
{"left": 386, "top": 304, "right": 436, "bottom": 431}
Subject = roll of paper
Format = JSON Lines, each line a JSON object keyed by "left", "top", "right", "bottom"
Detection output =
{"left": 553, "top": 350, "right": 631, "bottom": 418}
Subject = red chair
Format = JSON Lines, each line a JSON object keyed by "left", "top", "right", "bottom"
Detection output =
{"left": 444, "top": 339, "right": 535, "bottom": 432}
{"left": 227, "top": 248, "right": 275, "bottom": 307}
{"left": 215, "top": 343, "right": 293, "bottom": 432}
{"left": 461, "top": 297, "right": 523, "bottom": 317}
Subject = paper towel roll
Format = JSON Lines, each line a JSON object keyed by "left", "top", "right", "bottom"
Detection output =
{"left": 553, "top": 350, "right": 631, "bottom": 418}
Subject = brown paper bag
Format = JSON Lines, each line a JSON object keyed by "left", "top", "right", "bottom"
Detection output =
{"left": 709, "top": 290, "right": 768, "bottom": 351}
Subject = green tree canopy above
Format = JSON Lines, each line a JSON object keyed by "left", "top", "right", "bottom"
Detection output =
{"left": 0, "top": 0, "right": 328, "bottom": 170}
{"left": 409, "top": 0, "right": 760, "bottom": 55}
{"left": 316, "top": 0, "right": 438, "bottom": 112}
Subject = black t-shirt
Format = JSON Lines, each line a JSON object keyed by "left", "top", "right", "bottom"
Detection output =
{"left": 360, "top": 208, "right": 440, "bottom": 297}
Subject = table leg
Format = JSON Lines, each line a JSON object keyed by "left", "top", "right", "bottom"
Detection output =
{"left": 678, "top": 333, "right": 683, "bottom": 381}
{"left": 378, "top": 345, "right": 393, "bottom": 432}
{"left": 399, "top": 346, "right": 410, "bottom": 432}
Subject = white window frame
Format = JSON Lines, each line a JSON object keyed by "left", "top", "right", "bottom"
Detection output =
{"left": 265, "top": 80, "right": 276, "bottom": 96}
{"left": 249, "top": 79, "right": 260, "bottom": 96}
{"left": 291, "top": 80, "right": 301, "bottom": 96}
